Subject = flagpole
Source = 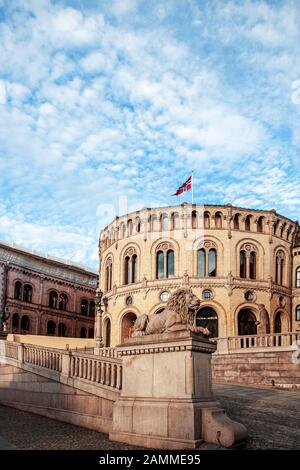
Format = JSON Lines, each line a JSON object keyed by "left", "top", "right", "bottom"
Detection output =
{"left": 191, "top": 170, "right": 194, "bottom": 205}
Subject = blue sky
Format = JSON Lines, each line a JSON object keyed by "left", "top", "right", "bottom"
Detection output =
{"left": 0, "top": 0, "right": 300, "bottom": 268}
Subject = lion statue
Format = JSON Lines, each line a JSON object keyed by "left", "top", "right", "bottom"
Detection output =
{"left": 132, "top": 288, "right": 210, "bottom": 337}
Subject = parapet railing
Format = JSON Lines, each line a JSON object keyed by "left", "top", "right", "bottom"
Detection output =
{"left": 215, "top": 331, "right": 300, "bottom": 354}
{"left": 1, "top": 341, "right": 122, "bottom": 392}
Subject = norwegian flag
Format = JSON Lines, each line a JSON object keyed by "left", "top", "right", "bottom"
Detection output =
{"left": 172, "top": 176, "right": 192, "bottom": 196}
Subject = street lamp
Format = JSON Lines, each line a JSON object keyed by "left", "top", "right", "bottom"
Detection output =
{"left": 95, "top": 289, "right": 108, "bottom": 349}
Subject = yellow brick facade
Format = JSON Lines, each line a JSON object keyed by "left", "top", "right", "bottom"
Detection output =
{"left": 98, "top": 203, "right": 300, "bottom": 346}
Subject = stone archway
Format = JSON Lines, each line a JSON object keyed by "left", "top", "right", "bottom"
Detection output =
{"left": 104, "top": 318, "right": 111, "bottom": 347}
{"left": 196, "top": 307, "right": 218, "bottom": 338}
{"left": 238, "top": 308, "right": 258, "bottom": 336}
{"left": 274, "top": 310, "right": 289, "bottom": 334}
{"left": 121, "top": 312, "right": 137, "bottom": 343}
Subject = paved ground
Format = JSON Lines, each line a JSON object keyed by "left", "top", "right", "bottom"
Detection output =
{"left": 0, "top": 384, "right": 299, "bottom": 450}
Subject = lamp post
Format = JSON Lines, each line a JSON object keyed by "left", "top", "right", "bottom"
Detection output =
{"left": 95, "top": 289, "right": 108, "bottom": 349}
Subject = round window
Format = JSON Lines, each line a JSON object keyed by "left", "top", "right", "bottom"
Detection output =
{"left": 203, "top": 289, "right": 212, "bottom": 300}
{"left": 125, "top": 296, "right": 133, "bottom": 305}
{"left": 160, "top": 291, "right": 170, "bottom": 302}
{"left": 245, "top": 291, "right": 254, "bottom": 301}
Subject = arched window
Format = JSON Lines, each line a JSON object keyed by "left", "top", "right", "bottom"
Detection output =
{"left": 215, "top": 212, "right": 222, "bottom": 229}
{"left": 238, "top": 309, "right": 257, "bottom": 336}
{"left": 20, "top": 315, "right": 30, "bottom": 332}
{"left": 257, "top": 216, "right": 264, "bottom": 233}
{"left": 135, "top": 217, "right": 141, "bottom": 233}
{"left": 167, "top": 250, "right": 175, "bottom": 278}
{"left": 204, "top": 212, "right": 210, "bottom": 229}
{"left": 105, "top": 258, "right": 113, "bottom": 291}
{"left": 233, "top": 213, "right": 240, "bottom": 230}
{"left": 208, "top": 249, "right": 217, "bottom": 277}
{"left": 12, "top": 313, "right": 19, "bottom": 331}
{"left": 160, "top": 214, "right": 168, "bottom": 232}
{"left": 23, "top": 284, "right": 32, "bottom": 303}
{"left": 245, "top": 215, "right": 251, "bottom": 231}
{"left": 280, "top": 223, "right": 286, "bottom": 238}
{"left": 275, "top": 250, "right": 285, "bottom": 286}
{"left": 249, "top": 252, "right": 256, "bottom": 279}
{"left": 47, "top": 320, "right": 56, "bottom": 335}
{"left": 192, "top": 210, "right": 198, "bottom": 229}
{"left": 156, "top": 251, "right": 164, "bottom": 279}
{"left": 14, "top": 281, "right": 22, "bottom": 300}
{"left": 58, "top": 323, "right": 66, "bottom": 337}
{"left": 296, "top": 267, "right": 300, "bottom": 288}
{"left": 197, "top": 243, "right": 217, "bottom": 277}
{"left": 132, "top": 254, "right": 137, "bottom": 283}
{"left": 121, "top": 312, "right": 137, "bottom": 342}
{"left": 196, "top": 308, "right": 218, "bottom": 338}
{"left": 49, "top": 291, "right": 58, "bottom": 309}
{"left": 58, "top": 293, "right": 68, "bottom": 311}
{"left": 127, "top": 219, "right": 133, "bottom": 236}
{"left": 156, "top": 244, "right": 175, "bottom": 279}
{"left": 89, "top": 301, "right": 95, "bottom": 316}
{"left": 120, "top": 223, "right": 125, "bottom": 239}
{"left": 197, "top": 249, "right": 206, "bottom": 277}
{"left": 88, "top": 328, "right": 94, "bottom": 338}
{"left": 104, "top": 318, "right": 111, "bottom": 347}
{"left": 81, "top": 299, "right": 89, "bottom": 315}
{"left": 124, "top": 248, "right": 138, "bottom": 285}
{"left": 80, "top": 327, "right": 87, "bottom": 338}
{"left": 240, "top": 250, "right": 246, "bottom": 278}
{"left": 296, "top": 305, "right": 300, "bottom": 321}
{"left": 171, "top": 212, "right": 180, "bottom": 230}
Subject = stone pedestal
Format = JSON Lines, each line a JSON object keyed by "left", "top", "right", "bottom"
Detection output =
{"left": 110, "top": 331, "right": 247, "bottom": 449}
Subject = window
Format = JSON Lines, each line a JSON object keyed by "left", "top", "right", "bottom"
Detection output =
{"left": 160, "top": 214, "right": 168, "bottom": 232}
{"left": 127, "top": 219, "right": 133, "bottom": 236}
{"left": 275, "top": 250, "right": 285, "bottom": 286}
{"left": 197, "top": 244, "right": 217, "bottom": 277}
{"left": 136, "top": 217, "right": 141, "bottom": 233}
{"left": 124, "top": 248, "right": 138, "bottom": 285}
{"left": 120, "top": 223, "right": 125, "bottom": 239}
{"left": 155, "top": 244, "right": 175, "bottom": 279}
{"left": 20, "top": 315, "right": 30, "bottom": 332}
{"left": 126, "top": 295, "right": 133, "bottom": 305}
{"left": 88, "top": 328, "right": 94, "bottom": 338}
{"left": 23, "top": 284, "right": 32, "bottom": 303}
{"left": 105, "top": 258, "right": 113, "bottom": 291}
{"left": 58, "top": 293, "right": 68, "bottom": 311}
{"left": 80, "top": 327, "right": 87, "bottom": 338}
{"left": 203, "top": 289, "right": 212, "bottom": 300}
{"left": 156, "top": 251, "right": 164, "bottom": 279}
{"left": 197, "top": 249, "right": 206, "bottom": 277}
{"left": 233, "top": 213, "right": 240, "bottom": 230}
{"left": 12, "top": 313, "right": 19, "bottom": 331}
{"left": 208, "top": 249, "right": 217, "bottom": 277}
{"left": 49, "top": 291, "right": 58, "bottom": 309}
{"left": 150, "top": 214, "right": 157, "bottom": 232}
{"left": 160, "top": 291, "right": 170, "bottom": 302}
{"left": 215, "top": 212, "right": 222, "bottom": 229}
{"left": 245, "top": 215, "right": 251, "bottom": 231}
{"left": 296, "top": 267, "right": 300, "bottom": 288}
{"left": 14, "top": 281, "right": 22, "bottom": 300}
{"left": 257, "top": 216, "right": 264, "bottom": 233}
{"left": 47, "top": 320, "right": 56, "bottom": 335}
{"left": 89, "top": 301, "right": 95, "bottom": 316}
{"left": 240, "top": 251, "right": 246, "bottom": 278}
{"left": 204, "top": 212, "right": 210, "bottom": 229}
{"left": 81, "top": 299, "right": 89, "bottom": 315}
{"left": 171, "top": 212, "right": 180, "bottom": 230}
{"left": 167, "top": 250, "right": 174, "bottom": 278}
{"left": 249, "top": 252, "right": 256, "bottom": 279}
{"left": 58, "top": 323, "right": 66, "bottom": 337}
{"left": 296, "top": 305, "right": 300, "bottom": 321}
{"left": 192, "top": 210, "right": 197, "bottom": 229}
{"left": 245, "top": 291, "right": 254, "bottom": 301}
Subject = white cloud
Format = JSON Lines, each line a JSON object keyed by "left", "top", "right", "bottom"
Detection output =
{"left": 0, "top": 80, "right": 7, "bottom": 105}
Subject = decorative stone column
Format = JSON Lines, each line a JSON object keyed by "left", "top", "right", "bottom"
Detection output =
{"left": 110, "top": 330, "right": 247, "bottom": 449}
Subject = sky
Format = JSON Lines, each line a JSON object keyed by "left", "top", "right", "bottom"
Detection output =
{"left": 0, "top": 0, "right": 300, "bottom": 269}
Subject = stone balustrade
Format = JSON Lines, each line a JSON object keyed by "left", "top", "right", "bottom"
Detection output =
{"left": 215, "top": 331, "right": 300, "bottom": 354}
{"left": 0, "top": 340, "right": 122, "bottom": 393}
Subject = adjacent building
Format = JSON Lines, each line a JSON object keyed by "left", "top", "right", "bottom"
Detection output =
{"left": 99, "top": 203, "right": 300, "bottom": 346}
{"left": 0, "top": 241, "right": 98, "bottom": 338}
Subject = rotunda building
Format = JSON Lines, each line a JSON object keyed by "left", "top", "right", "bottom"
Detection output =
{"left": 98, "top": 203, "right": 300, "bottom": 347}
